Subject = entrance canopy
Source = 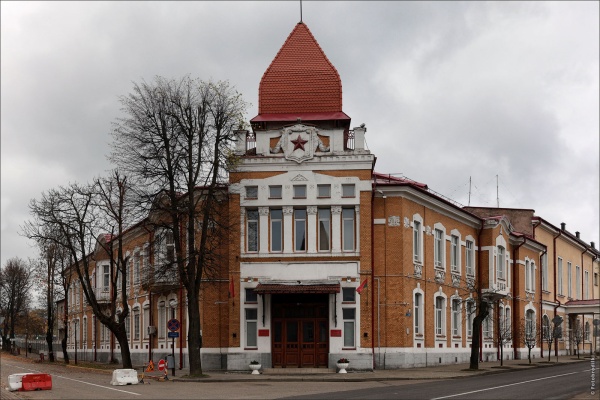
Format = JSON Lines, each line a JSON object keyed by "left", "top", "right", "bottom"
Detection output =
{"left": 254, "top": 280, "right": 340, "bottom": 294}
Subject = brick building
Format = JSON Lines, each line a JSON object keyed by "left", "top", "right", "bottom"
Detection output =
{"left": 62, "top": 22, "right": 599, "bottom": 370}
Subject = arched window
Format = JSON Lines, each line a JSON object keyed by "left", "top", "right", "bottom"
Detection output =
{"left": 435, "top": 296, "right": 445, "bottom": 335}
{"left": 542, "top": 315, "right": 550, "bottom": 340}
{"left": 585, "top": 321, "right": 590, "bottom": 341}
{"left": 526, "top": 309, "right": 535, "bottom": 337}
{"left": 414, "top": 293, "right": 423, "bottom": 335}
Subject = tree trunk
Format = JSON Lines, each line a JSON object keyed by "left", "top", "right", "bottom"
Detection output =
{"left": 46, "top": 328, "right": 55, "bottom": 362}
{"left": 187, "top": 289, "right": 202, "bottom": 376}
{"left": 469, "top": 299, "right": 489, "bottom": 370}
{"left": 114, "top": 328, "right": 132, "bottom": 369}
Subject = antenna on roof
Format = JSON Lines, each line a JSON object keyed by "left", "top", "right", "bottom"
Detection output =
{"left": 496, "top": 174, "right": 499, "bottom": 208}
{"left": 300, "top": 0, "right": 303, "bottom": 23}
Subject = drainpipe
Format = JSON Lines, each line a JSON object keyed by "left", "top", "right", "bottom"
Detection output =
{"left": 511, "top": 237, "right": 527, "bottom": 360}
{"left": 539, "top": 248, "right": 547, "bottom": 358}
{"left": 580, "top": 244, "right": 587, "bottom": 300}
{"left": 553, "top": 228, "right": 563, "bottom": 357}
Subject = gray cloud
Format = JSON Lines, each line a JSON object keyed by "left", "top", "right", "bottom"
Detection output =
{"left": 2, "top": 1, "right": 598, "bottom": 267}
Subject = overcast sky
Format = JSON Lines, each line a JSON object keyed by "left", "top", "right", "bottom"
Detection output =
{"left": 2, "top": 1, "right": 599, "bottom": 268}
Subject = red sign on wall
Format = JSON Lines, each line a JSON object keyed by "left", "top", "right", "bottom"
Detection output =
{"left": 258, "top": 329, "right": 270, "bottom": 337}
{"left": 330, "top": 329, "right": 342, "bottom": 337}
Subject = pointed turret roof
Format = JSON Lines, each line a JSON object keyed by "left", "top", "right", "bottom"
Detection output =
{"left": 256, "top": 22, "right": 344, "bottom": 116}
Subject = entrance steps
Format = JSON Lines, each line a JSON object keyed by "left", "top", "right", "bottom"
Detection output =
{"left": 262, "top": 367, "right": 336, "bottom": 375}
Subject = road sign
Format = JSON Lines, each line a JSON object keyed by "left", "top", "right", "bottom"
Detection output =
{"left": 158, "top": 359, "right": 166, "bottom": 371}
{"left": 168, "top": 331, "right": 179, "bottom": 338}
{"left": 167, "top": 319, "right": 180, "bottom": 332}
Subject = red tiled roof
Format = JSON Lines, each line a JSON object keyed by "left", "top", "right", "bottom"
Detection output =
{"left": 251, "top": 111, "right": 350, "bottom": 123}
{"left": 564, "top": 299, "right": 600, "bottom": 306}
{"left": 373, "top": 172, "right": 428, "bottom": 189}
{"left": 258, "top": 22, "right": 342, "bottom": 115}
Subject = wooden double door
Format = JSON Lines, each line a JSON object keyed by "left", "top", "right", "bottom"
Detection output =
{"left": 271, "top": 294, "right": 329, "bottom": 368}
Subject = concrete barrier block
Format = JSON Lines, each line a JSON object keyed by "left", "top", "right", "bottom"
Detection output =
{"left": 20, "top": 374, "right": 52, "bottom": 391}
{"left": 8, "top": 373, "right": 33, "bottom": 391}
{"left": 110, "top": 369, "right": 139, "bottom": 386}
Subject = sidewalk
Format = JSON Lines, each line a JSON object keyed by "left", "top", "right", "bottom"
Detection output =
{"left": 169, "top": 354, "right": 595, "bottom": 382}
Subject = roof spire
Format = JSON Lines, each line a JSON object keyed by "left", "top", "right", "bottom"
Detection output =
{"left": 300, "top": 0, "right": 303, "bottom": 23}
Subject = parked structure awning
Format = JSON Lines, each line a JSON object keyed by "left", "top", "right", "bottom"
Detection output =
{"left": 253, "top": 280, "right": 340, "bottom": 294}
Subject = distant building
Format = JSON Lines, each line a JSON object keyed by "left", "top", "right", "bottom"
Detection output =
{"left": 62, "top": 22, "right": 599, "bottom": 369}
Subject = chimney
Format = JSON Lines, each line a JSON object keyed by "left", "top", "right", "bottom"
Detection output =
{"left": 561, "top": 222, "right": 566, "bottom": 231}
{"left": 575, "top": 231, "right": 580, "bottom": 239}
{"left": 592, "top": 242, "right": 596, "bottom": 249}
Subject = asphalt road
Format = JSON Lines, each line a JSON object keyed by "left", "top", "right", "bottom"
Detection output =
{"left": 283, "top": 361, "right": 598, "bottom": 400}
{"left": 1, "top": 355, "right": 597, "bottom": 400}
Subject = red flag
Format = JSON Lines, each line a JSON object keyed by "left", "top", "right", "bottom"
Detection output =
{"left": 229, "top": 277, "right": 235, "bottom": 298}
{"left": 356, "top": 279, "right": 368, "bottom": 294}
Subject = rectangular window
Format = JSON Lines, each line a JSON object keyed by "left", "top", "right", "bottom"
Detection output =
{"left": 342, "top": 208, "right": 355, "bottom": 251}
{"left": 247, "top": 209, "right": 259, "bottom": 252}
{"left": 83, "top": 318, "right": 87, "bottom": 344}
{"left": 558, "top": 258, "right": 563, "bottom": 295}
{"left": 269, "top": 185, "right": 282, "bottom": 199}
{"left": 294, "top": 209, "right": 307, "bottom": 251}
{"left": 143, "top": 307, "right": 150, "bottom": 339}
{"left": 435, "top": 297, "right": 444, "bottom": 335}
{"left": 413, "top": 221, "right": 421, "bottom": 263}
{"left": 103, "top": 265, "right": 110, "bottom": 289}
{"left": 318, "top": 208, "right": 331, "bottom": 251}
{"left": 134, "top": 251, "right": 140, "bottom": 284}
{"left": 568, "top": 262, "right": 572, "bottom": 298}
{"left": 342, "top": 287, "right": 356, "bottom": 302}
{"left": 414, "top": 293, "right": 422, "bottom": 335}
{"left": 434, "top": 229, "right": 444, "bottom": 269}
{"left": 526, "top": 261, "right": 531, "bottom": 291}
{"left": 466, "top": 241, "right": 474, "bottom": 275}
{"left": 342, "top": 308, "right": 355, "bottom": 347}
{"left": 584, "top": 271, "right": 589, "bottom": 299}
{"left": 245, "top": 186, "right": 258, "bottom": 199}
{"left": 467, "top": 302, "right": 474, "bottom": 337}
{"left": 576, "top": 265, "right": 581, "bottom": 299}
{"left": 245, "top": 308, "right": 258, "bottom": 347}
{"left": 483, "top": 310, "right": 493, "bottom": 338}
{"left": 134, "top": 311, "right": 140, "bottom": 340}
{"left": 542, "top": 253, "right": 548, "bottom": 291}
{"left": 317, "top": 184, "right": 331, "bottom": 198}
{"left": 341, "top": 184, "right": 355, "bottom": 198}
{"left": 497, "top": 246, "right": 505, "bottom": 280}
{"left": 452, "top": 299, "right": 461, "bottom": 336}
{"left": 158, "top": 302, "right": 166, "bottom": 338}
{"left": 245, "top": 288, "right": 257, "bottom": 303}
{"left": 594, "top": 272, "right": 599, "bottom": 286}
{"left": 451, "top": 235, "right": 459, "bottom": 272}
{"left": 270, "top": 209, "right": 283, "bottom": 252}
{"left": 125, "top": 315, "right": 130, "bottom": 340}
{"left": 293, "top": 185, "right": 306, "bottom": 198}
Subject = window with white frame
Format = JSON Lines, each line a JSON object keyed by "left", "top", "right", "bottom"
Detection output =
{"left": 341, "top": 184, "right": 355, "bottom": 198}
{"left": 245, "top": 186, "right": 258, "bottom": 199}
{"left": 483, "top": 310, "right": 493, "bottom": 338}
{"left": 525, "top": 260, "right": 531, "bottom": 291}
{"left": 158, "top": 301, "right": 166, "bottom": 338}
{"left": 542, "top": 253, "right": 548, "bottom": 291}
{"left": 342, "top": 308, "right": 356, "bottom": 347}
{"left": 134, "top": 308, "right": 140, "bottom": 340}
{"left": 134, "top": 251, "right": 140, "bottom": 284}
{"left": 525, "top": 309, "right": 535, "bottom": 337}
{"left": 245, "top": 308, "right": 258, "bottom": 347}
{"left": 557, "top": 258, "right": 563, "bottom": 295}
{"left": 435, "top": 296, "right": 445, "bottom": 336}
{"left": 497, "top": 246, "right": 505, "bottom": 280}
{"left": 245, "top": 288, "right": 257, "bottom": 303}
{"left": 505, "top": 307, "right": 511, "bottom": 338}
{"left": 451, "top": 235, "right": 459, "bottom": 273}
{"left": 413, "top": 217, "right": 423, "bottom": 263}
{"left": 83, "top": 317, "right": 87, "bottom": 345}
{"left": 247, "top": 209, "right": 259, "bottom": 252}
{"left": 542, "top": 315, "right": 550, "bottom": 340}
{"left": 434, "top": 229, "right": 444, "bottom": 269}
{"left": 342, "top": 208, "right": 355, "bottom": 251}
{"left": 317, "top": 184, "right": 331, "bottom": 198}
{"left": 530, "top": 262, "right": 535, "bottom": 292}
{"left": 125, "top": 314, "right": 130, "bottom": 340}
{"left": 318, "top": 208, "right": 331, "bottom": 251}
{"left": 576, "top": 265, "right": 581, "bottom": 299}
{"left": 294, "top": 208, "right": 307, "bottom": 252}
{"left": 465, "top": 240, "right": 474, "bottom": 275}
{"left": 270, "top": 209, "right": 283, "bottom": 252}
{"left": 568, "top": 262, "right": 572, "bottom": 298}
{"left": 467, "top": 300, "right": 475, "bottom": 337}
{"left": 143, "top": 306, "right": 150, "bottom": 339}
{"left": 585, "top": 321, "right": 590, "bottom": 341}
{"left": 342, "top": 287, "right": 356, "bottom": 303}
{"left": 584, "top": 271, "right": 589, "bottom": 299}
{"left": 452, "top": 299, "right": 461, "bottom": 336}
{"left": 414, "top": 293, "right": 423, "bottom": 335}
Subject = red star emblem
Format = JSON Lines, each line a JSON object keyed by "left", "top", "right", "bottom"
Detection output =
{"left": 291, "top": 135, "right": 308, "bottom": 151}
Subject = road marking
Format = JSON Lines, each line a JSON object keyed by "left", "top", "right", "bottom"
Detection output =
{"left": 5, "top": 363, "right": 141, "bottom": 396}
{"left": 430, "top": 369, "right": 591, "bottom": 400}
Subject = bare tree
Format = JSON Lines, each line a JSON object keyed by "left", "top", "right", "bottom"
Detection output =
{"left": 572, "top": 318, "right": 583, "bottom": 359}
{"left": 22, "top": 172, "right": 135, "bottom": 368}
{"left": 519, "top": 317, "right": 537, "bottom": 364}
{"left": 110, "top": 76, "right": 248, "bottom": 376}
{"left": 542, "top": 314, "right": 562, "bottom": 362}
{"left": 495, "top": 304, "right": 512, "bottom": 366}
{"left": 0, "top": 257, "right": 34, "bottom": 352}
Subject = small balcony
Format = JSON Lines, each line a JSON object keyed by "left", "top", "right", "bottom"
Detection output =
{"left": 93, "top": 287, "right": 112, "bottom": 304}
{"left": 141, "top": 266, "right": 179, "bottom": 292}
